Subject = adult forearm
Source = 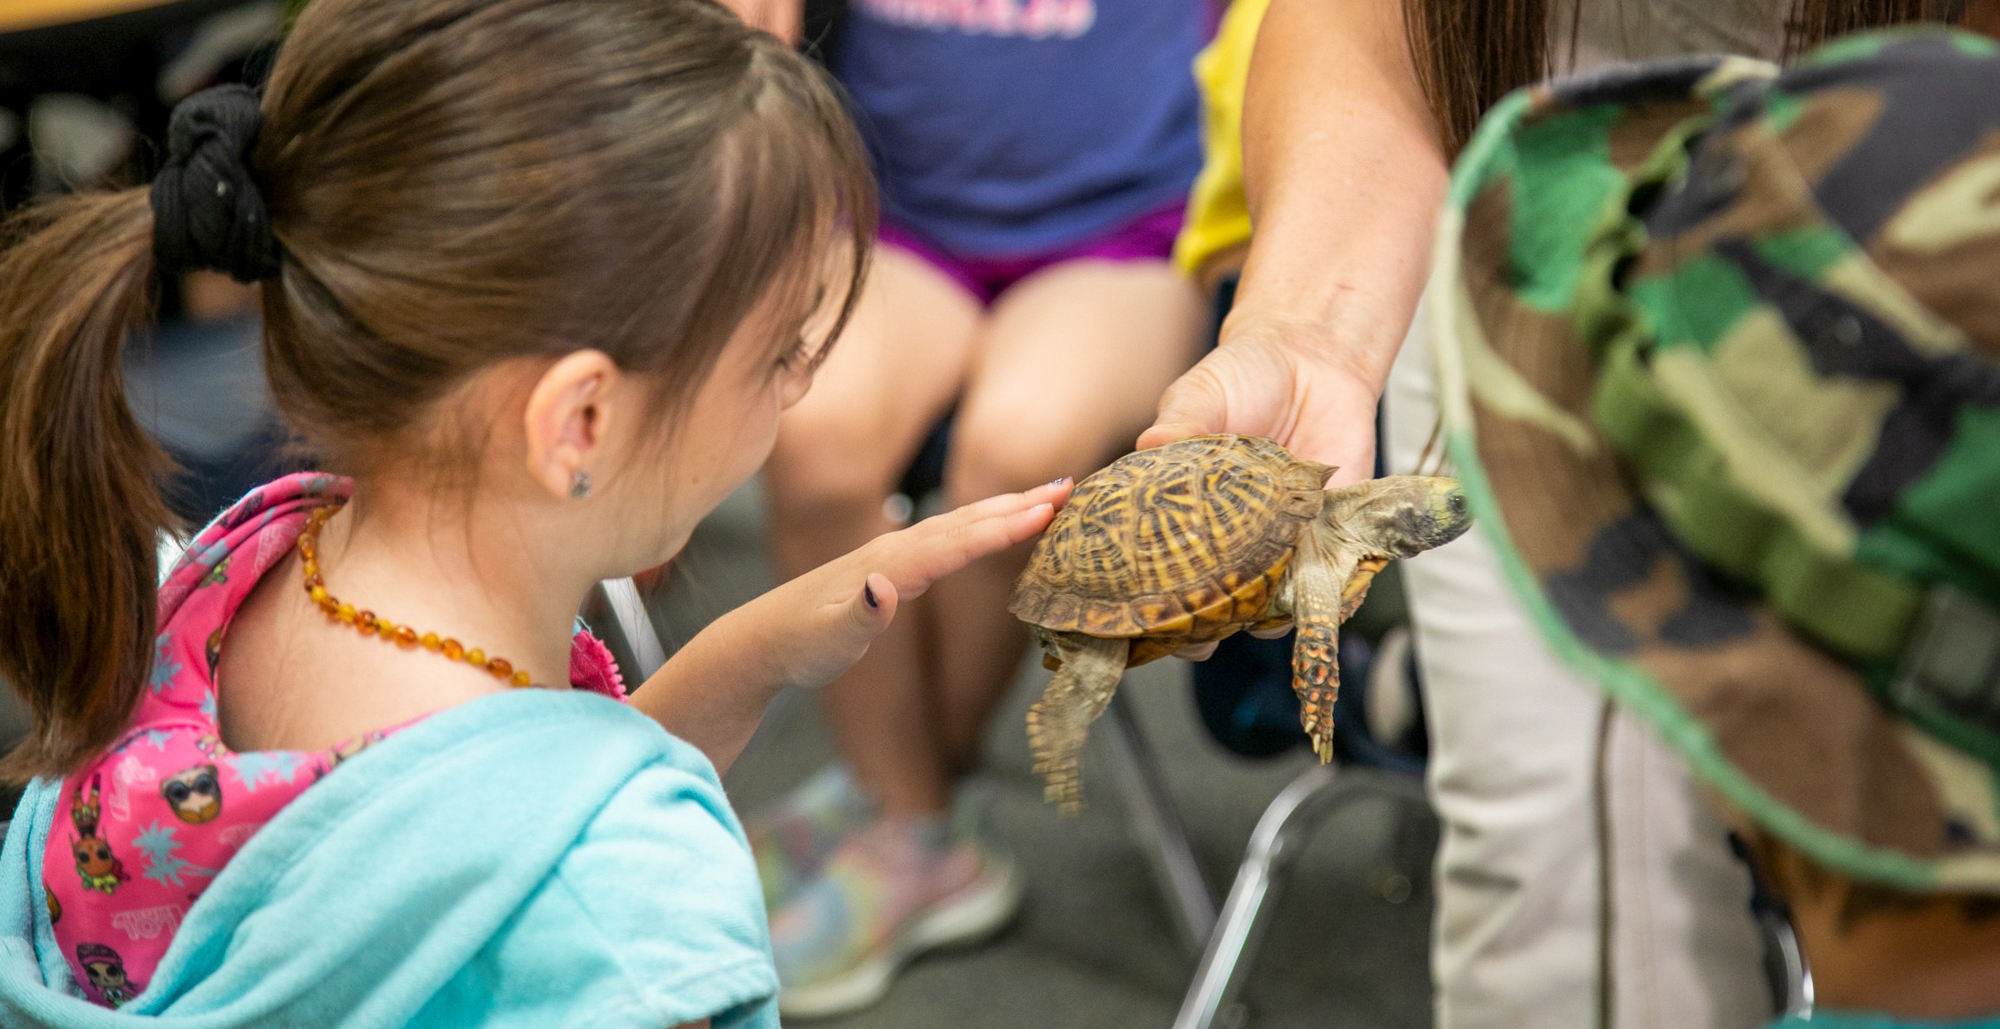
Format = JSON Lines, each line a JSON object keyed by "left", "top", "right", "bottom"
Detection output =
{"left": 1232, "top": 0, "right": 1447, "bottom": 392}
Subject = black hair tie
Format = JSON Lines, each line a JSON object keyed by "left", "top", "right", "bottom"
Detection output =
{"left": 150, "top": 84, "right": 282, "bottom": 283}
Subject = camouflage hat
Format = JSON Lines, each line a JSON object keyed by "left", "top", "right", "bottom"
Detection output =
{"left": 1430, "top": 29, "right": 2000, "bottom": 892}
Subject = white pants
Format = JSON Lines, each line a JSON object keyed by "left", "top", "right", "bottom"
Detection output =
{"left": 1384, "top": 317, "right": 1769, "bottom": 1029}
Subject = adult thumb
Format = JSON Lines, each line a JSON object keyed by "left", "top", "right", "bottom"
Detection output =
{"left": 1139, "top": 369, "right": 1228, "bottom": 450}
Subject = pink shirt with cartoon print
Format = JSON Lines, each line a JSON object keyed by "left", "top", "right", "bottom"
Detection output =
{"left": 43, "top": 473, "right": 628, "bottom": 1009}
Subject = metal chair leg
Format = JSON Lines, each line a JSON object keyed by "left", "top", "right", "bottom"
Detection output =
{"left": 598, "top": 576, "right": 667, "bottom": 678}
{"left": 1761, "top": 903, "right": 1814, "bottom": 1019}
{"left": 1100, "top": 690, "right": 1218, "bottom": 955}
{"left": 1173, "top": 763, "right": 1371, "bottom": 1029}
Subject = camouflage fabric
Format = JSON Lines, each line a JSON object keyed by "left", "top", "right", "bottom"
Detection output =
{"left": 1430, "top": 29, "right": 2000, "bottom": 892}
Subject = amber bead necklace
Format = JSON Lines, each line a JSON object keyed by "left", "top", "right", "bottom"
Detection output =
{"left": 297, "top": 504, "right": 536, "bottom": 688}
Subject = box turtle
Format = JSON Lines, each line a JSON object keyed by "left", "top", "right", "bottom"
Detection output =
{"left": 1009, "top": 434, "right": 1472, "bottom": 813}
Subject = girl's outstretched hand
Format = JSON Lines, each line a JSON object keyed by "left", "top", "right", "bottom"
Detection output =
{"left": 748, "top": 477, "right": 1073, "bottom": 692}
{"left": 635, "top": 478, "right": 1072, "bottom": 773}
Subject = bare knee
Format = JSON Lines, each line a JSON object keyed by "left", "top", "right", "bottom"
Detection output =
{"left": 765, "top": 408, "right": 912, "bottom": 523}
{"left": 943, "top": 406, "right": 1125, "bottom": 503}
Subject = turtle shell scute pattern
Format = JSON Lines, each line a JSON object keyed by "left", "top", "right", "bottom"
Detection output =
{"left": 1011, "top": 434, "right": 1329, "bottom": 641}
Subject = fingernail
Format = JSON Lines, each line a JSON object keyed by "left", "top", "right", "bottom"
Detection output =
{"left": 864, "top": 582, "right": 879, "bottom": 609}
{"left": 1046, "top": 476, "right": 1070, "bottom": 488}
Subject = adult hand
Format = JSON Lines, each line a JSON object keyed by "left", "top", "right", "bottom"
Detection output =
{"left": 735, "top": 478, "right": 1073, "bottom": 692}
{"left": 1139, "top": 313, "right": 1384, "bottom": 489}
{"left": 1139, "top": 314, "right": 1395, "bottom": 650}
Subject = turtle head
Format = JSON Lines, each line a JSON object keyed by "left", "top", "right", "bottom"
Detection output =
{"left": 1322, "top": 476, "right": 1473, "bottom": 558}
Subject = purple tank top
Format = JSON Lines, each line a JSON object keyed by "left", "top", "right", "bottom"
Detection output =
{"left": 836, "top": 0, "right": 1208, "bottom": 258}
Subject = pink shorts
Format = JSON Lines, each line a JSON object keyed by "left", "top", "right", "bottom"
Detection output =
{"left": 880, "top": 202, "right": 1186, "bottom": 307}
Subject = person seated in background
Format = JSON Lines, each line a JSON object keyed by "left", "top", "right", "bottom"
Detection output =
{"left": 1433, "top": 29, "right": 2000, "bottom": 1025}
{"left": 722, "top": 0, "right": 1210, "bottom": 1016}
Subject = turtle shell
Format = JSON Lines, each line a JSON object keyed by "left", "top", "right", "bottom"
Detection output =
{"left": 1009, "top": 434, "right": 1331, "bottom": 648}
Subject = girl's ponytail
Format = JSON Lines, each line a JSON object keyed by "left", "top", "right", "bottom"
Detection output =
{"left": 0, "top": 189, "right": 176, "bottom": 781}
{"left": 0, "top": 84, "right": 274, "bottom": 781}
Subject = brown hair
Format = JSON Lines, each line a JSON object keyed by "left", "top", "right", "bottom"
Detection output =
{"left": 1402, "top": 0, "right": 1963, "bottom": 157}
{"left": 1400, "top": 0, "right": 1570, "bottom": 159}
{"left": 1783, "top": 0, "right": 1965, "bottom": 61}
{"left": 0, "top": 0, "right": 875, "bottom": 780}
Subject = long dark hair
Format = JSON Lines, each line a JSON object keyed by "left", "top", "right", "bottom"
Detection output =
{"left": 1403, "top": 0, "right": 1963, "bottom": 156}
{"left": 0, "top": 0, "right": 875, "bottom": 780}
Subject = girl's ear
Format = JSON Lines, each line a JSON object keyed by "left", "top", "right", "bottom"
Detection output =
{"left": 522, "top": 350, "right": 621, "bottom": 500}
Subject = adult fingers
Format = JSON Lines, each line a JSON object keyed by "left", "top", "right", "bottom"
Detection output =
{"left": 1172, "top": 640, "right": 1221, "bottom": 662}
{"left": 1138, "top": 360, "right": 1231, "bottom": 451}
{"left": 1140, "top": 337, "right": 1306, "bottom": 452}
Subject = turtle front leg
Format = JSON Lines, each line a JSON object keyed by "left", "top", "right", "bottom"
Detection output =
{"left": 1341, "top": 555, "right": 1389, "bottom": 621}
{"left": 1025, "top": 633, "right": 1129, "bottom": 816}
{"left": 1285, "top": 528, "right": 1360, "bottom": 764}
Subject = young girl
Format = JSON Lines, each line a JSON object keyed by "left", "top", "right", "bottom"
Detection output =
{"left": 0, "top": 0, "right": 1067, "bottom": 1024}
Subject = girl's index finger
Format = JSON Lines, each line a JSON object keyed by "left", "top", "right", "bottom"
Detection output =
{"left": 919, "top": 501, "right": 1055, "bottom": 584}
{"left": 931, "top": 477, "right": 1073, "bottom": 530}
{"left": 894, "top": 477, "right": 1070, "bottom": 549}
{"left": 926, "top": 478, "right": 1072, "bottom": 553}
{"left": 875, "top": 483, "right": 1070, "bottom": 599}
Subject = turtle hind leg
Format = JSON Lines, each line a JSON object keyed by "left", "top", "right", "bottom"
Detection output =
{"left": 1025, "top": 634, "right": 1129, "bottom": 816}
{"left": 1286, "top": 528, "right": 1361, "bottom": 764}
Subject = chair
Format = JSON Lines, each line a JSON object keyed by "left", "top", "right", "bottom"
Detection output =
{"left": 1166, "top": 644, "right": 1430, "bottom": 1029}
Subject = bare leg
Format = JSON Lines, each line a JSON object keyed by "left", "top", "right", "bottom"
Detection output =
{"left": 1026, "top": 634, "right": 1130, "bottom": 815}
{"left": 764, "top": 247, "right": 981, "bottom": 816}
{"left": 930, "top": 259, "right": 1204, "bottom": 773}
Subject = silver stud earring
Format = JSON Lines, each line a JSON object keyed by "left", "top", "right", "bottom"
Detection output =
{"left": 569, "top": 470, "right": 592, "bottom": 499}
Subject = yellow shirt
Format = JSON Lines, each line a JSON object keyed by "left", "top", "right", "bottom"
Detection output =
{"left": 1172, "top": 0, "right": 1272, "bottom": 280}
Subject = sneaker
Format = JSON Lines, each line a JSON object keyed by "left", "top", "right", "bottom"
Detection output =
{"left": 746, "top": 764, "right": 874, "bottom": 908}
{"left": 771, "top": 815, "right": 1023, "bottom": 1018}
